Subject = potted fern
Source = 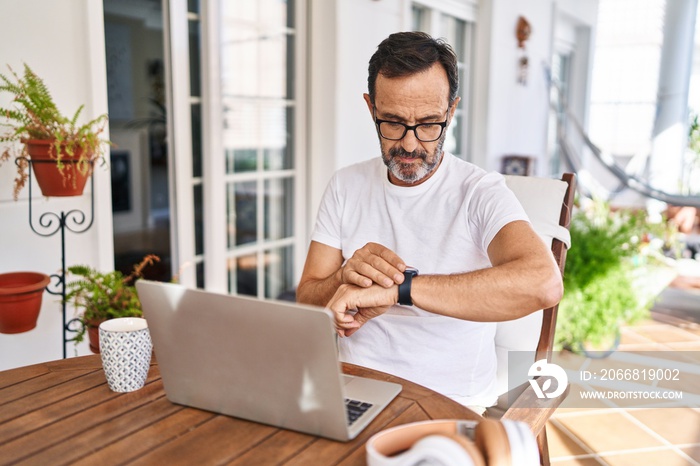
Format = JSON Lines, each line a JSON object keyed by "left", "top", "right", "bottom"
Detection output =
{"left": 0, "top": 64, "right": 109, "bottom": 199}
{"left": 64, "top": 255, "right": 159, "bottom": 353}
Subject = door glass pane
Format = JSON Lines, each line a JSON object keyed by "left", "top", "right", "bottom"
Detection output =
{"left": 227, "top": 148, "right": 257, "bottom": 173}
{"left": 194, "top": 184, "right": 204, "bottom": 255}
{"left": 441, "top": 15, "right": 466, "bottom": 61}
{"left": 458, "top": 66, "right": 465, "bottom": 109}
{"left": 221, "top": 0, "right": 291, "bottom": 28}
{"left": 286, "top": 0, "right": 295, "bottom": 28}
{"left": 192, "top": 102, "right": 202, "bottom": 177}
{"left": 445, "top": 111, "right": 462, "bottom": 155}
{"left": 286, "top": 34, "right": 295, "bottom": 99}
{"left": 222, "top": 0, "right": 256, "bottom": 22}
{"left": 221, "top": 12, "right": 293, "bottom": 99}
{"left": 222, "top": 24, "right": 259, "bottom": 98}
{"left": 221, "top": 0, "right": 294, "bottom": 27}
{"left": 412, "top": 5, "right": 427, "bottom": 31}
{"left": 227, "top": 181, "right": 257, "bottom": 246}
{"left": 196, "top": 261, "right": 204, "bottom": 288}
{"left": 264, "top": 177, "right": 294, "bottom": 240}
{"left": 224, "top": 103, "right": 258, "bottom": 173}
{"left": 229, "top": 254, "right": 257, "bottom": 296}
{"left": 265, "top": 246, "right": 294, "bottom": 299}
{"left": 259, "top": 32, "right": 292, "bottom": 98}
{"left": 261, "top": 0, "right": 291, "bottom": 28}
{"left": 189, "top": 19, "right": 201, "bottom": 98}
{"left": 262, "top": 105, "right": 293, "bottom": 170}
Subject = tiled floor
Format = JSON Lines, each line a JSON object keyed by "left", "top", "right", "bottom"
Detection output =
{"left": 548, "top": 263, "right": 700, "bottom": 465}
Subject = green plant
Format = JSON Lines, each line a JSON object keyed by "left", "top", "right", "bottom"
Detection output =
{"left": 0, "top": 64, "right": 109, "bottom": 199}
{"left": 688, "top": 112, "right": 700, "bottom": 155}
{"left": 685, "top": 112, "right": 700, "bottom": 195}
{"left": 556, "top": 201, "right": 675, "bottom": 350}
{"left": 64, "top": 254, "right": 159, "bottom": 344}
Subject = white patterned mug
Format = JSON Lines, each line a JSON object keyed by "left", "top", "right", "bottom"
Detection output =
{"left": 99, "top": 318, "right": 153, "bottom": 392}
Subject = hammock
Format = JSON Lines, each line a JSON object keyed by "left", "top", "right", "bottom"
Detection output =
{"left": 550, "top": 80, "right": 700, "bottom": 209}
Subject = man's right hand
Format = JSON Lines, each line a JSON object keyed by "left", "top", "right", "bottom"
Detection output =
{"left": 340, "top": 242, "right": 406, "bottom": 288}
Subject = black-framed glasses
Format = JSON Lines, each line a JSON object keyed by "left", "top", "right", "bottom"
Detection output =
{"left": 373, "top": 108, "right": 449, "bottom": 142}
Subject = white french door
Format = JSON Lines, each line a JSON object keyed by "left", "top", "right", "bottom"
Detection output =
{"left": 164, "top": 0, "right": 306, "bottom": 295}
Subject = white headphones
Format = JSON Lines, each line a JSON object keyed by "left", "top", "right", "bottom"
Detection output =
{"left": 366, "top": 419, "right": 539, "bottom": 466}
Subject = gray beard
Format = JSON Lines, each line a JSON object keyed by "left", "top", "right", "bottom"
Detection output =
{"left": 381, "top": 133, "right": 446, "bottom": 184}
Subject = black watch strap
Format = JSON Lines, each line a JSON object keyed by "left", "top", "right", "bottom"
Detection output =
{"left": 398, "top": 267, "right": 419, "bottom": 306}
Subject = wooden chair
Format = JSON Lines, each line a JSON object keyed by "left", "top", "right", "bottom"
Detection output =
{"left": 487, "top": 173, "right": 576, "bottom": 466}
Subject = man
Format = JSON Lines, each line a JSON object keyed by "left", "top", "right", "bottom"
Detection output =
{"left": 297, "top": 31, "right": 562, "bottom": 409}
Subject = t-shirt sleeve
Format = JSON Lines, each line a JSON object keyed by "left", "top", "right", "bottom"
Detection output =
{"left": 468, "top": 172, "right": 529, "bottom": 252}
{"left": 310, "top": 174, "right": 343, "bottom": 250}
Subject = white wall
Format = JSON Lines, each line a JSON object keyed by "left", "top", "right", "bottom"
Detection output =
{"left": 0, "top": 0, "right": 112, "bottom": 370}
{"left": 477, "top": 0, "right": 598, "bottom": 175}
{"left": 336, "top": 0, "right": 405, "bottom": 170}
{"left": 487, "top": 0, "right": 553, "bottom": 174}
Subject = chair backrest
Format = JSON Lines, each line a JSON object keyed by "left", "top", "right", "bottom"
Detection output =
{"left": 493, "top": 173, "right": 576, "bottom": 397}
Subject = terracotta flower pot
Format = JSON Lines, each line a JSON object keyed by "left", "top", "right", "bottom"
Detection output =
{"left": 86, "top": 319, "right": 105, "bottom": 354}
{"left": 25, "top": 139, "right": 91, "bottom": 197}
{"left": 0, "top": 272, "right": 51, "bottom": 334}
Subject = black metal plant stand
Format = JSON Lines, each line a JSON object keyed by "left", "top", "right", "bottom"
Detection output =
{"left": 18, "top": 157, "right": 95, "bottom": 359}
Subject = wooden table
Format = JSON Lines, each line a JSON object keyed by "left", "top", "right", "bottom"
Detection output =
{"left": 0, "top": 355, "right": 480, "bottom": 465}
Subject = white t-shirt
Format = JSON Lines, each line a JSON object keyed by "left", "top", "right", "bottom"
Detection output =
{"left": 310, "top": 153, "right": 528, "bottom": 407}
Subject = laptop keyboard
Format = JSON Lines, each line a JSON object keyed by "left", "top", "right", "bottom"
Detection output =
{"left": 345, "top": 399, "right": 373, "bottom": 425}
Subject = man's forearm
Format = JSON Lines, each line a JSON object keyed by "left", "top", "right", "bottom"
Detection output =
{"left": 406, "top": 219, "right": 563, "bottom": 322}
{"left": 296, "top": 268, "right": 343, "bottom": 307}
{"left": 411, "top": 258, "right": 562, "bottom": 322}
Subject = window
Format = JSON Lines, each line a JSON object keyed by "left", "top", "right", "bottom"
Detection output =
{"left": 588, "top": 0, "right": 665, "bottom": 158}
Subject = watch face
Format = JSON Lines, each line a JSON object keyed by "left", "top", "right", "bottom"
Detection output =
{"left": 404, "top": 267, "right": 419, "bottom": 276}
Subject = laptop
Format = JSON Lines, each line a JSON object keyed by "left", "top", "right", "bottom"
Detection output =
{"left": 135, "top": 279, "right": 402, "bottom": 442}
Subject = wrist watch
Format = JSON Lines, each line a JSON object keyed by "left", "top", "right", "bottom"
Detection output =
{"left": 398, "top": 267, "right": 419, "bottom": 306}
